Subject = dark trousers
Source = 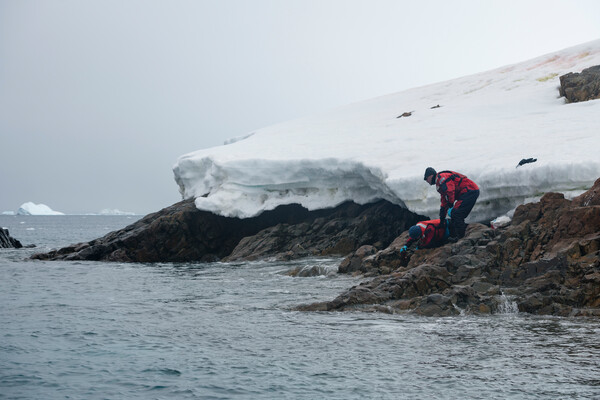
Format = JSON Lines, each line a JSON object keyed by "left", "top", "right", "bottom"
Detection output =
{"left": 450, "top": 189, "right": 479, "bottom": 238}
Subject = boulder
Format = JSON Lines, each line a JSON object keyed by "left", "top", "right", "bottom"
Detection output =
{"left": 559, "top": 65, "right": 600, "bottom": 103}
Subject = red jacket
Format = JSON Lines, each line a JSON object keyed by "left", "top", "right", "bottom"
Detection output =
{"left": 435, "top": 171, "right": 479, "bottom": 212}
{"left": 406, "top": 219, "right": 447, "bottom": 248}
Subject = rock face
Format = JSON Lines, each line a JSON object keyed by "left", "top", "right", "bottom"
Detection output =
{"left": 297, "top": 178, "right": 600, "bottom": 317}
{"left": 0, "top": 227, "right": 22, "bottom": 249}
{"left": 559, "top": 65, "right": 600, "bottom": 103}
{"left": 223, "top": 200, "right": 421, "bottom": 261}
{"left": 32, "top": 199, "right": 424, "bottom": 263}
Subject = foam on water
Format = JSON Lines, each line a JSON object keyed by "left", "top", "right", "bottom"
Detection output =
{"left": 498, "top": 292, "right": 520, "bottom": 315}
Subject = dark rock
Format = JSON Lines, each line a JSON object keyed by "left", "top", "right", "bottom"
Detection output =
{"left": 223, "top": 200, "right": 425, "bottom": 262}
{"left": 559, "top": 65, "right": 600, "bottom": 103}
{"left": 0, "top": 227, "right": 22, "bottom": 249}
{"left": 573, "top": 177, "right": 600, "bottom": 207}
{"left": 517, "top": 255, "right": 567, "bottom": 281}
{"left": 471, "top": 281, "right": 495, "bottom": 294}
{"left": 32, "top": 199, "right": 425, "bottom": 263}
{"left": 338, "top": 245, "right": 377, "bottom": 274}
{"left": 414, "top": 293, "right": 458, "bottom": 317}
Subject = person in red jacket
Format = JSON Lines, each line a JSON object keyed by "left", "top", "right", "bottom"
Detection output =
{"left": 398, "top": 217, "right": 449, "bottom": 263}
{"left": 424, "top": 167, "right": 479, "bottom": 240}
{"left": 405, "top": 219, "right": 449, "bottom": 249}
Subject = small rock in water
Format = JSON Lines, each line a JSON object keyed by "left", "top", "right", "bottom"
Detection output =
{"left": 287, "top": 265, "right": 333, "bottom": 277}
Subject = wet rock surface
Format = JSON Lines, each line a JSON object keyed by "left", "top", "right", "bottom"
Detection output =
{"left": 32, "top": 199, "right": 424, "bottom": 263}
{"left": 0, "top": 227, "right": 22, "bottom": 249}
{"left": 559, "top": 65, "right": 600, "bottom": 103}
{"left": 297, "top": 178, "right": 600, "bottom": 317}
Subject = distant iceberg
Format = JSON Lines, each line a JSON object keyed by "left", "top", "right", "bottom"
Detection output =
{"left": 17, "top": 202, "right": 65, "bottom": 216}
{"left": 173, "top": 39, "right": 600, "bottom": 222}
{"left": 98, "top": 209, "right": 137, "bottom": 216}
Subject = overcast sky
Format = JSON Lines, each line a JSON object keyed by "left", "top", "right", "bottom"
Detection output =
{"left": 1, "top": 0, "right": 599, "bottom": 214}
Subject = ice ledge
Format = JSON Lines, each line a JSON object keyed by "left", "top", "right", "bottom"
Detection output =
{"left": 174, "top": 155, "right": 600, "bottom": 221}
{"left": 174, "top": 157, "right": 403, "bottom": 219}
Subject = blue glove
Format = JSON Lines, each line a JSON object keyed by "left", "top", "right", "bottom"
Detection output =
{"left": 400, "top": 245, "right": 408, "bottom": 253}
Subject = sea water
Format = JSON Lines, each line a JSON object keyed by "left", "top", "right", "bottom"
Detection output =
{"left": 1, "top": 215, "right": 599, "bottom": 400}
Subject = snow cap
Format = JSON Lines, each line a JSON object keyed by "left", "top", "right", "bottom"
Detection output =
{"left": 408, "top": 225, "right": 422, "bottom": 239}
{"left": 424, "top": 167, "right": 436, "bottom": 181}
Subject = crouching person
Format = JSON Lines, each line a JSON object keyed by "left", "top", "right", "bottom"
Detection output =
{"left": 399, "top": 218, "right": 449, "bottom": 265}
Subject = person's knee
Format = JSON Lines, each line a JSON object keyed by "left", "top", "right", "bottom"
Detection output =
{"left": 451, "top": 207, "right": 467, "bottom": 220}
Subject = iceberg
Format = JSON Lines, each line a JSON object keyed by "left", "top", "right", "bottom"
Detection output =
{"left": 98, "top": 209, "right": 137, "bottom": 216}
{"left": 17, "top": 202, "right": 65, "bottom": 216}
{"left": 173, "top": 40, "right": 600, "bottom": 221}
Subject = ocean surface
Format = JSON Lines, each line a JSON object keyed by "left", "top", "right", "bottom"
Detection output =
{"left": 1, "top": 215, "right": 599, "bottom": 400}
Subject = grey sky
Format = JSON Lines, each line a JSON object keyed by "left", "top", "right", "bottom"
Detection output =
{"left": 1, "top": 0, "right": 599, "bottom": 214}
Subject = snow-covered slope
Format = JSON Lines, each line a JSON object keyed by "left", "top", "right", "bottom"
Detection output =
{"left": 173, "top": 40, "right": 600, "bottom": 221}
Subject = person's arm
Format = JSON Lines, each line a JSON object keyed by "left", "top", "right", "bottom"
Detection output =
{"left": 401, "top": 237, "right": 416, "bottom": 252}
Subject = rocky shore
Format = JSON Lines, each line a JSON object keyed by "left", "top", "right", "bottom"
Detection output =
{"left": 30, "top": 177, "right": 600, "bottom": 318}
{"left": 297, "top": 178, "right": 600, "bottom": 317}
{"left": 31, "top": 199, "right": 425, "bottom": 263}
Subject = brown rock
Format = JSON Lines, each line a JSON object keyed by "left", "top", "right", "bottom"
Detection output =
{"left": 573, "top": 177, "right": 600, "bottom": 207}
{"left": 559, "top": 65, "right": 600, "bottom": 103}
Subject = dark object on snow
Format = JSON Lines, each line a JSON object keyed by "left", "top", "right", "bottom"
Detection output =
{"left": 559, "top": 65, "right": 600, "bottom": 103}
{"left": 396, "top": 112, "right": 412, "bottom": 118}
{"left": 516, "top": 158, "right": 537, "bottom": 168}
{"left": 431, "top": 104, "right": 441, "bottom": 109}
{"left": 0, "top": 228, "right": 22, "bottom": 249}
